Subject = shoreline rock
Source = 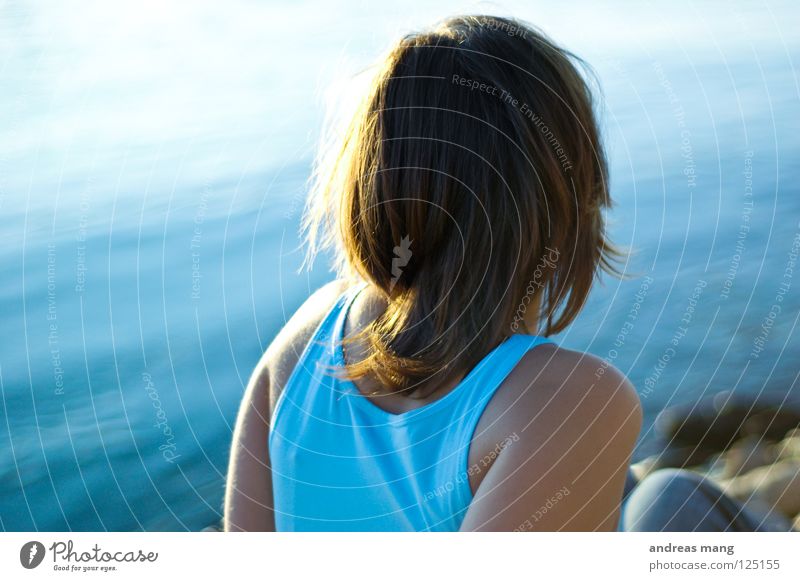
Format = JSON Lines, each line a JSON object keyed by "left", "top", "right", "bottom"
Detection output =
{"left": 641, "top": 395, "right": 800, "bottom": 531}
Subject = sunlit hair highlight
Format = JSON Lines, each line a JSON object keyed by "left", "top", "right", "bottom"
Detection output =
{"left": 304, "top": 15, "right": 623, "bottom": 393}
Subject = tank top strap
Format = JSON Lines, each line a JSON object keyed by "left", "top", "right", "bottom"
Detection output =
{"left": 322, "top": 282, "right": 366, "bottom": 353}
{"left": 268, "top": 283, "right": 361, "bottom": 440}
{"left": 448, "top": 333, "right": 554, "bottom": 425}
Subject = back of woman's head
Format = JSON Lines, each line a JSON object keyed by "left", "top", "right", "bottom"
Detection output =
{"left": 305, "top": 15, "right": 620, "bottom": 393}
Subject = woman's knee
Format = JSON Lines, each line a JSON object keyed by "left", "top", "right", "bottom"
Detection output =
{"left": 622, "top": 468, "right": 719, "bottom": 531}
{"left": 637, "top": 468, "right": 707, "bottom": 498}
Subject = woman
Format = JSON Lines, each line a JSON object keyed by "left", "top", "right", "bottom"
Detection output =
{"left": 224, "top": 15, "right": 764, "bottom": 532}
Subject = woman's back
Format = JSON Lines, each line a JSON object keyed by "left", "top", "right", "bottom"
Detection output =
{"left": 269, "top": 284, "right": 553, "bottom": 531}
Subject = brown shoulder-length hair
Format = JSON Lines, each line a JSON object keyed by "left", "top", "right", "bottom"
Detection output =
{"left": 304, "top": 15, "right": 622, "bottom": 394}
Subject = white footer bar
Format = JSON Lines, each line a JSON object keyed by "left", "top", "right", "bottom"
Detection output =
{"left": 2, "top": 532, "right": 797, "bottom": 579}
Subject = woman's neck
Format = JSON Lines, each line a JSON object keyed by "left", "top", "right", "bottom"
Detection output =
{"left": 342, "top": 283, "right": 541, "bottom": 408}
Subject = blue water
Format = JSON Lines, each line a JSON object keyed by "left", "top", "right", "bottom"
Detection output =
{"left": 1, "top": 1, "right": 799, "bottom": 531}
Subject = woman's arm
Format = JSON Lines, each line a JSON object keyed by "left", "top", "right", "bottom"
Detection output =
{"left": 224, "top": 358, "right": 275, "bottom": 531}
{"left": 460, "top": 350, "right": 642, "bottom": 531}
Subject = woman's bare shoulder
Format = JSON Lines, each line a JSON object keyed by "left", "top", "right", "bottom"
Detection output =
{"left": 250, "top": 279, "right": 351, "bottom": 417}
{"left": 463, "top": 344, "right": 642, "bottom": 530}
{"left": 497, "top": 343, "right": 640, "bottom": 423}
{"left": 469, "top": 343, "right": 642, "bottom": 488}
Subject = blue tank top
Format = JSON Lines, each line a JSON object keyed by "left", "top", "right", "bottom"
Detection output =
{"left": 269, "top": 285, "right": 553, "bottom": 531}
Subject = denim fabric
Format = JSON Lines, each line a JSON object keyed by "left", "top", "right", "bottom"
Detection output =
{"left": 621, "top": 468, "right": 792, "bottom": 532}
